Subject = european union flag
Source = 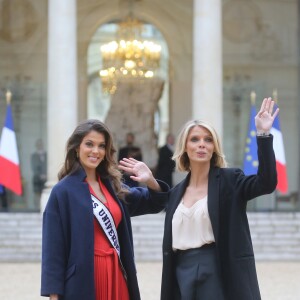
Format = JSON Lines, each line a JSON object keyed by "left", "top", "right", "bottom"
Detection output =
{"left": 243, "top": 104, "right": 258, "bottom": 175}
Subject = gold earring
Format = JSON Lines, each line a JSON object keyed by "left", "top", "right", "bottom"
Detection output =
{"left": 76, "top": 151, "right": 79, "bottom": 158}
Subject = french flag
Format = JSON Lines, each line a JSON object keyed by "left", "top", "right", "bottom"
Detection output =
{"left": 0, "top": 101, "right": 22, "bottom": 195}
{"left": 270, "top": 105, "right": 288, "bottom": 194}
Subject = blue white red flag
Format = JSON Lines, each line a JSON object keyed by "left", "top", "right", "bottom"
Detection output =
{"left": 243, "top": 104, "right": 258, "bottom": 175}
{"left": 0, "top": 102, "right": 22, "bottom": 195}
{"left": 270, "top": 104, "right": 288, "bottom": 193}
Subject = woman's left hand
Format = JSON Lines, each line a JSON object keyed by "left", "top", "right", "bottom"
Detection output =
{"left": 119, "top": 158, "right": 161, "bottom": 191}
{"left": 255, "top": 97, "right": 280, "bottom": 134}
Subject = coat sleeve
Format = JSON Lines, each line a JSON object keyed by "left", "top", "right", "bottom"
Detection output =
{"left": 41, "top": 186, "right": 67, "bottom": 297}
{"left": 125, "top": 180, "right": 169, "bottom": 217}
{"left": 234, "top": 135, "right": 277, "bottom": 201}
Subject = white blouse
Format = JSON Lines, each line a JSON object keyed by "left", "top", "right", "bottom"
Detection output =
{"left": 172, "top": 195, "right": 215, "bottom": 250}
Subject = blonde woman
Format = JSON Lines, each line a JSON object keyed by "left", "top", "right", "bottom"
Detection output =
{"left": 159, "top": 98, "right": 279, "bottom": 299}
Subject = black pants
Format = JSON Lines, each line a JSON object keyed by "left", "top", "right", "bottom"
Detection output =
{"left": 174, "top": 244, "right": 225, "bottom": 300}
{"left": 0, "top": 194, "right": 8, "bottom": 211}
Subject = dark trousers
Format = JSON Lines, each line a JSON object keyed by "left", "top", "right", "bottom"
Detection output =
{"left": 0, "top": 194, "right": 8, "bottom": 211}
{"left": 174, "top": 244, "right": 225, "bottom": 300}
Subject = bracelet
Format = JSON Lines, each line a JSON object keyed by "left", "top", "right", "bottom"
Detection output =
{"left": 256, "top": 131, "right": 270, "bottom": 137}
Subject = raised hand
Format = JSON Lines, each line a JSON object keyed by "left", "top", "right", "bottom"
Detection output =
{"left": 118, "top": 158, "right": 161, "bottom": 191}
{"left": 255, "top": 97, "right": 280, "bottom": 134}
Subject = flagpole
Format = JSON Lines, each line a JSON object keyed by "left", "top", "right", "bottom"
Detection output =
{"left": 273, "top": 89, "right": 278, "bottom": 104}
{"left": 6, "top": 90, "right": 12, "bottom": 105}
{"left": 250, "top": 90, "right": 256, "bottom": 105}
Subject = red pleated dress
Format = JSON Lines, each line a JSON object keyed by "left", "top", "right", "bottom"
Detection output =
{"left": 89, "top": 179, "right": 130, "bottom": 300}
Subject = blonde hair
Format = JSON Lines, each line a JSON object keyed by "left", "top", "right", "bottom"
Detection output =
{"left": 172, "top": 120, "right": 227, "bottom": 172}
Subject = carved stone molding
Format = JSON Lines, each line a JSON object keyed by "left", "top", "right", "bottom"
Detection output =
{"left": 0, "top": 0, "right": 38, "bottom": 43}
{"left": 223, "top": 0, "right": 262, "bottom": 43}
{"left": 105, "top": 78, "right": 164, "bottom": 168}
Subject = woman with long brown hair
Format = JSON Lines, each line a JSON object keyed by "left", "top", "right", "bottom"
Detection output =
{"left": 41, "top": 119, "right": 168, "bottom": 300}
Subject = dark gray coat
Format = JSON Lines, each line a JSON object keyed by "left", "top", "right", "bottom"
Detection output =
{"left": 161, "top": 136, "right": 277, "bottom": 300}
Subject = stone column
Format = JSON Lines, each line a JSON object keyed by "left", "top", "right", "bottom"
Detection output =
{"left": 192, "top": 0, "right": 223, "bottom": 138}
{"left": 41, "top": 0, "right": 78, "bottom": 212}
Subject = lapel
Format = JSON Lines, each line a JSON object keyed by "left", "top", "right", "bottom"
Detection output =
{"left": 167, "top": 173, "right": 190, "bottom": 217}
{"left": 207, "top": 167, "right": 221, "bottom": 244}
{"left": 69, "top": 168, "right": 92, "bottom": 212}
{"left": 164, "top": 173, "right": 190, "bottom": 249}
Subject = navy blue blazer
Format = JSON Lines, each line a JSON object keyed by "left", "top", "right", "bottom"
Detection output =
{"left": 41, "top": 168, "right": 168, "bottom": 300}
{"left": 161, "top": 136, "right": 277, "bottom": 300}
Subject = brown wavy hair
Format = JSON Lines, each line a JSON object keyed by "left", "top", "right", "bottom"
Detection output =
{"left": 58, "top": 119, "right": 128, "bottom": 198}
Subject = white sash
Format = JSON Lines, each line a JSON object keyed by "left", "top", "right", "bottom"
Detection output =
{"left": 91, "top": 194, "right": 127, "bottom": 279}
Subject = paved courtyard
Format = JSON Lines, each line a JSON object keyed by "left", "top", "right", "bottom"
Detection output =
{"left": 0, "top": 261, "right": 299, "bottom": 299}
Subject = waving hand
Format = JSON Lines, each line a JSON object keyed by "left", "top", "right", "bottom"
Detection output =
{"left": 255, "top": 97, "right": 280, "bottom": 134}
